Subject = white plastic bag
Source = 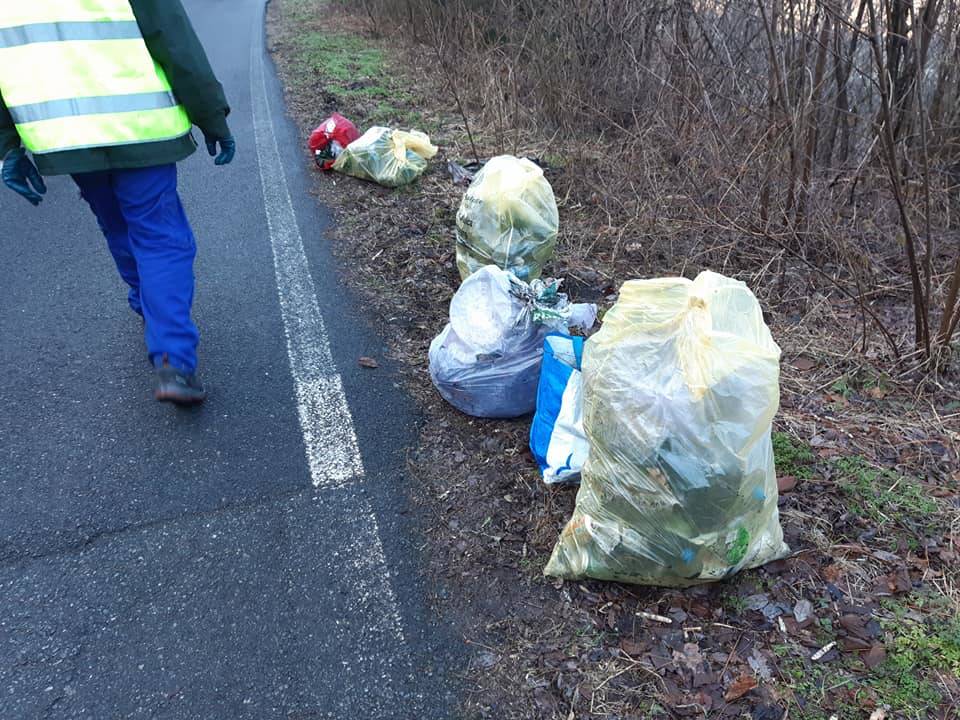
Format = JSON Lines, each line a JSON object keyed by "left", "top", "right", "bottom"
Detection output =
{"left": 545, "top": 271, "right": 788, "bottom": 586}
{"left": 428, "top": 266, "right": 595, "bottom": 419}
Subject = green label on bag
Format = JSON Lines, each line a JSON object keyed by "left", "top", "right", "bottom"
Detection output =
{"left": 727, "top": 527, "right": 750, "bottom": 565}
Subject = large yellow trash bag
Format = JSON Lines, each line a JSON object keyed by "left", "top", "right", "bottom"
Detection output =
{"left": 456, "top": 155, "right": 559, "bottom": 282}
{"left": 545, "top": 271, "right": 789, "bottom": 587}
{"left": 332, "top": 127, "right": 438, "bottom": 187}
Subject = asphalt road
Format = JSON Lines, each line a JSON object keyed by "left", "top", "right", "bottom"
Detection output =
{"left": 0, "top": 1, "right": 460, "bottom": 718}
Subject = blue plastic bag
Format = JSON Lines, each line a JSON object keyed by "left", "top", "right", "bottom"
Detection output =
{"left": 530, "top": 334, "right": 588, "bottom": 483}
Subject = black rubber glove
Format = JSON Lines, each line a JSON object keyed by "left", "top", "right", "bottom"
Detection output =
{"left": 2, "top": 148, "right": 47, "bottom": 206}
{"left": 204, "top": 133, "right": 236, "bottom": 166}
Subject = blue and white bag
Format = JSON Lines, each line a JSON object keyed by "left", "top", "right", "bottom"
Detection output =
{"left": 530, "top": 334, "right": 588, "bottom": 483}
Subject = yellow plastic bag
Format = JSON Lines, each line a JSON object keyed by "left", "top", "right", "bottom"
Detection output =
{"left": 332, "top": 127, "right": 438, "bottom": 187}
{"left": 545, "top": 271, "right": 788, "bottom": 587}
{"left": 455, "top": 155, "right": 559, "bottom": 282}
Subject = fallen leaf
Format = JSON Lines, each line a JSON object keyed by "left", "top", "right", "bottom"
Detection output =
{"left": 696, "top": 689, "right": 714, "bottom": 711}
{"left": 872, "top": 550, "right": 902, "bottom": 564}
{"left": 619, "top": 638, "right": 645, "bottom": 656}
{"left": 792, "top": 357, "right": 817, "bottom": 371}
{"left": 693, "top": 670, "right": 716, "bottom": 688}
{"left": 763, "top": 559, "right": 790, "bottom": 575}
{"left": 358, "top": 356, "right": 379, "bottom": 369}
{"left": 748, "top": 648, "right": 773, "bottom": 681}
{"left": 869, "top": 709, "right": 887, "bottom": 720}
{"left": 752, "top": 705, "right": 785, "bottom": 720}
{"left": 793, "top": 599, "right": 814, "bottom": 623}
{"left": 877, "top": 567, "right": 912, "bottom": 595}
{"left": 778, "top": 475, "right": 798, "bottom": 493}
{"left": 762, "top": 603, "right": 787, "bottom": 621}
{"left": 822, "top": 564, "right": 843, "bottom": 583}
{"left": 605, "top": 608, "right": 618, "bottom": 629}
{"left": 746, "top": 593, "right": 770, "bottom": 611}
{"left": 646, "top": 646, "right": 674, "bottom": 671}
{"left": 840, "top": 614, "right": 870, "bottom": 640}
{"left": 674, "top": 642, "right": 704, "bottom": 672}
{"left": 863, "top": 644, "right": 886, "bottom": 669}
{"left": 866, "top": 386, "right": 887, "bottom": 399}
{"left": 840, "top": 636, "right": 873, "bottom": 651}
{"left": 724, "top": 674, "right": 758, "bottom": 702}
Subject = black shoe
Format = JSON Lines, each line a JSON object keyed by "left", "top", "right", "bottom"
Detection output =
{"left": 155, "top": 363, "right": 207, "bottom": 405}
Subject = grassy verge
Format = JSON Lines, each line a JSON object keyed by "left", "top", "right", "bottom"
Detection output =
{"left": 272, "top": 0, "right": 426, "bottom": 127}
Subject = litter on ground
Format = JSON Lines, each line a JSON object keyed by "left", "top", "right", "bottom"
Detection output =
{"left": 428, "top": 266, "right": 595, "bottom": 419}
{"left": 545, "top": 271, "right": 789, "bottom": 586}
{"left": 332, "top": 126, "right": 438, "bottom": 187}
{"left": 455, "top": 155, "right": 559, "bottom": 282}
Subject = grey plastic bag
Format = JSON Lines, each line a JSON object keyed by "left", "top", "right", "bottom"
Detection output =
{"left": 428, "top": 266, "right": 594, "bottom": 419}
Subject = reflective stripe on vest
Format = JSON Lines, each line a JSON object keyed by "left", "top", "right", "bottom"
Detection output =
{"left": 0, "top": 21, "right": 143, "bottom": 48}
{"left": 0, "top": 1, "right": 192, "bottom": 155}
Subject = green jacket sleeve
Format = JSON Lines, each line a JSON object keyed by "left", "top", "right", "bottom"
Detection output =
{"left": 0, "top": 93, "right": 20, "bottom": 159}
{"left": 130, "top": 0, "right": 231, "bottom": 139}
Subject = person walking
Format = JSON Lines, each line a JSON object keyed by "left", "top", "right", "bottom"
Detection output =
{"left": 0, "top": 0, "right": 235, "bottom": 405}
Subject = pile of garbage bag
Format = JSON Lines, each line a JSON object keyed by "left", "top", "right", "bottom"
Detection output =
{"left": 332, "top": 126, "right": 438, "bottom": 187}
{"left": 428, "top": 266, "right": 595, "bottom": 419}
{"left": 456, "top": 155, "right": 559, "bottom": 282}
{"left": 545, "top": 271, "right": 789, "bottom": 587}
{"left": 305, "top": 105, "right": 788, "bottom": 589}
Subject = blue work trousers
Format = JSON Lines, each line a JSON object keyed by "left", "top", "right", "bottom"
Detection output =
{"left": 73, "top": 164, "right": 200, "bottom": 373}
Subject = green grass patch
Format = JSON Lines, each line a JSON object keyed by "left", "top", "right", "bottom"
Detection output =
{"left": 543, "top": 152, "right": 569, "bottom": 169}
{"left": 777, "top": 654, "right": 832, "bottom": 718}
{"left": 368, "top": 103, "right": 423, "bottom": 127}
{"left": 296, "top": 33, "right": 385, "bottom": 84}
{"left": 773, "top": 431, "right": 815, "bottom": 479}
{"left": 775, "top": 591, "right": 960, "bottom": 719}
{"left": 831, "top": 456, "right": 938, "bottom": 528}
{"left": 278, "top": 0, "right": 406, "bottom": 113}
{"left": 282, "top": 16, "right": 418, "bottom": 125}
{"left": 830, "top": 377, "right": 854, "bottom": 400}
{"left": 868, "top": 594, "right": 960, "bottom": 718}
{"left": 721, "top": 591, "right": 747, "bottom": 615}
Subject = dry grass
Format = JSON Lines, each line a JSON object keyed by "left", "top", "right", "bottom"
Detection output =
{"left": 350, "top": 0, "right": 960, "bottom": 366}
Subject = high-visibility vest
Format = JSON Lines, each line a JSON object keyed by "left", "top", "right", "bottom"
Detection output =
{"left": 0, "top": 0, "right": 192, "bottom": 155}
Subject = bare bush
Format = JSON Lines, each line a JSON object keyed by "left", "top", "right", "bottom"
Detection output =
{"left": 345, "top": 0, "right": 960, "bottom": 364}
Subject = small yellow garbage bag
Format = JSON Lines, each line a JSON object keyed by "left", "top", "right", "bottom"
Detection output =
{"left": 545, "top": 271, "right": 789, "bottom": 587}
{"left": 332, "top": 127, "right": 438, "bottom": 187}
{"left": 455, "top": 155, "right": 559, "bottom": 282}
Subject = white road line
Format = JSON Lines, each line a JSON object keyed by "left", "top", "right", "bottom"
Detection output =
{"left": 249, "top": 15, "right": 363, "bottom": 489}
{"left": 250, "top": 4, "right": 409, "bottom": 651}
